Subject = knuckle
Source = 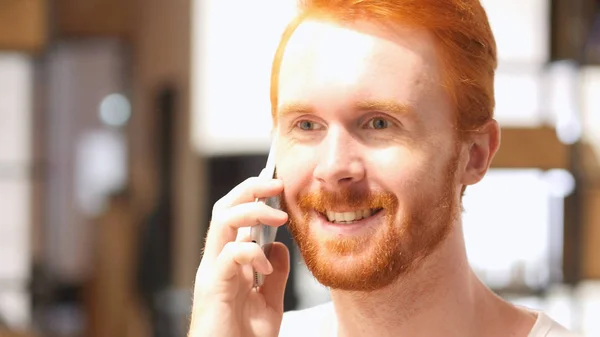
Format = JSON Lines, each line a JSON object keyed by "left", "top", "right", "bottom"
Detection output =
{"left": 244, "top": 177, "right": 263, "bottom": 192}
{"left": 209, "top": 212, "right": 223, "bottom": 227}
{"left": 210, "top": 202, "right": 238, "bottom": 227}
{"left": 212, "top": 198, "right": 225, "bottom": 214}
{"left": 244, "top": 176, "right": 261, "bottom": 185}
{"left": 237, "top": 177, "right": 257, "bottom": 193}
{"left": 251, "top": 200, "right": 269, "bottom": 213}
{"left": 224, "top": 242, "right": 259, "bottom": 256}
{"left": 219, "top": 242, "right": 259, "bottom": 266}
{"left": 221, "top": 241, "right": 237, "bottom": 255}
{"left": 252, "top": 244, "right": 264, "bottom": 257}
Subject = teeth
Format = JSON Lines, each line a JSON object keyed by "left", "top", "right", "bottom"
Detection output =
{"left": 362, "top": 209, "right": 370, "bottom": 218}
{"left": 343, "top": 212, "right": 355, "bottom": 221}
{"left": 325, "top": 209, "right": 374, "bottom": 223}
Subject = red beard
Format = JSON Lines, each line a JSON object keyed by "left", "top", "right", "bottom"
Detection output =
{"left": 282, "top": 152, "right": 460, "bottom": 292}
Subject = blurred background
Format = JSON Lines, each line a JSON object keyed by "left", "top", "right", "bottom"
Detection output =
{"left": 0, "top": 0, "right": 599, "bottom": 336}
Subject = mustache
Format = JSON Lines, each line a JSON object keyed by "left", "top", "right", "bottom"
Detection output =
{"left": 297, "top": 188, "right": 398, "bottom": 213}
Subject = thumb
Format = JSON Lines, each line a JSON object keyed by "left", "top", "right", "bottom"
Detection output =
{"left": 260, "top": 242, "right": 290, "bottom": 313}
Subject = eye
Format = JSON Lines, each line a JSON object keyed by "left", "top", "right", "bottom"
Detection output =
{"left": 366, "top": 117, "right": 390, "bottom": 130}
{"left": 296, "top": 120, "right": 324, "bottom": 131}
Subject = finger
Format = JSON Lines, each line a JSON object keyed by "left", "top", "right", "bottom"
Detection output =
{"left": 260, "top": 242, "right": 290, "bottom": 313}
{"left": 215, "top": 242, "right": 272, "bottom": 285}
{"left": 214, "top": 177, "right": 283, "bottom": 211}
{"left": 204, "top": 202, "right": 288, "bottom": 259}
{"left": 223, "top": 202, "right": 288, "bottom": 229}
{"left": 235, "top": 226, "right": 251, "bottom": 242}
{"left": 258, "top": 167, "right": 269, "bottom": 179}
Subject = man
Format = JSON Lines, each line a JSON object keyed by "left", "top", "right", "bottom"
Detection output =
{"left": 189, "top": 1, "right": 581, "bottom": 336}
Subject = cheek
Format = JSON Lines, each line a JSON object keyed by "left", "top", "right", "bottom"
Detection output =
{"left": 369, "top": 148, "right": 443, "bottom": 197}
{"left": 370, "top": 147, "right": 426, "bottom": 179}
{"left": 276, "top": 145, "right": 316, "bottom": 201}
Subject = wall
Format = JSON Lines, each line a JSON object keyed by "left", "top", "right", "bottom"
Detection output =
{"left": 129, "top": 0, "right": 204, "bottom": 290}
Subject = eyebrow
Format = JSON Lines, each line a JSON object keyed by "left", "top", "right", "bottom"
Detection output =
{"left": 278, "top": 102, "right": 314, "bottom": 116}
{"left": 354, "top": 100, "right": 414, "bottom": 116}
{"left": 278, "top": 99, "right": 414, "bottom": 117}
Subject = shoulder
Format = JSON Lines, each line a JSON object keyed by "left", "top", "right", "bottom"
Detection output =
{"left": 279, "top": 302, "right": 335, "bottom": 337}
{"left": 528, "top": 312, "right": 583, "bottom": 337}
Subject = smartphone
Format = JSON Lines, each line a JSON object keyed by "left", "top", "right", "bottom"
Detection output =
{"left": 250, "top": 140, "right": 279, "bottom": 287}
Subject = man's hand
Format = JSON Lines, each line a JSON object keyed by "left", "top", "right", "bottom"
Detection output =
{"left": 188, "top": 176, "right": 290, "bottom": 337}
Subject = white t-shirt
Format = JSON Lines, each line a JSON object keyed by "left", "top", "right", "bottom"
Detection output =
{"left": 279, "top": 302, "right": 582, "bottom": 337}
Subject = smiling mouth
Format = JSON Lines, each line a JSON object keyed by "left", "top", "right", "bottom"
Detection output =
{"left": 318, "top": 208, "right": 383, "bottom": 224}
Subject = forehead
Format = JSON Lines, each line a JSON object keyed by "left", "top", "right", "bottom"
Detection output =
{"left": 277, "top": 19, "right": 449, "bottom": 119}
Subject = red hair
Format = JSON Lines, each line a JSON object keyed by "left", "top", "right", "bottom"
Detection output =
{"left": 270, "top": 0, "right": 497, "bottom": 136}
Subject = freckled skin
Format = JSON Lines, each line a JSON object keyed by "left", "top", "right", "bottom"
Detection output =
{"left": 274, "top": 19, "right": 461, "bottom": 290}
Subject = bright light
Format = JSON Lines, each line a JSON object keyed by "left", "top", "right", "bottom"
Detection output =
{"left": 462, "top": 169, "right": 553, "bottom": 291}
{"left": 556, "top": 119, "right": 582, "bottom": 145}
{"left": 481, "top": 0, "right": 549, "bottom": 64}
{"left": 98, "top": 93, "right": 131, "bottom": 127}
{"left": 546, "top": 61, "right": 582, "bottom": 145}
{"left": 543, "top": 169, "right": 576, "bottom": 198}
{"left": 581, "top": 66, "right": 600, "bottom": 151}
{"left": 191, "top": 0, "right": 298, "bottom": 155}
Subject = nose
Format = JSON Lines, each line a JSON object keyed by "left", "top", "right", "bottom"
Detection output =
{"left": 313, "top": 127, "right": 366, "bottom": 188}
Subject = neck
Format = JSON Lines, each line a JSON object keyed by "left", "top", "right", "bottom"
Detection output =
{"left": 329, "top": 222, "right": 534, "bottom": 337}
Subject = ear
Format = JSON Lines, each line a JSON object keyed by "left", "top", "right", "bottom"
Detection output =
{"left": 460, "top": 119, "right": 501, "bottom": 186}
